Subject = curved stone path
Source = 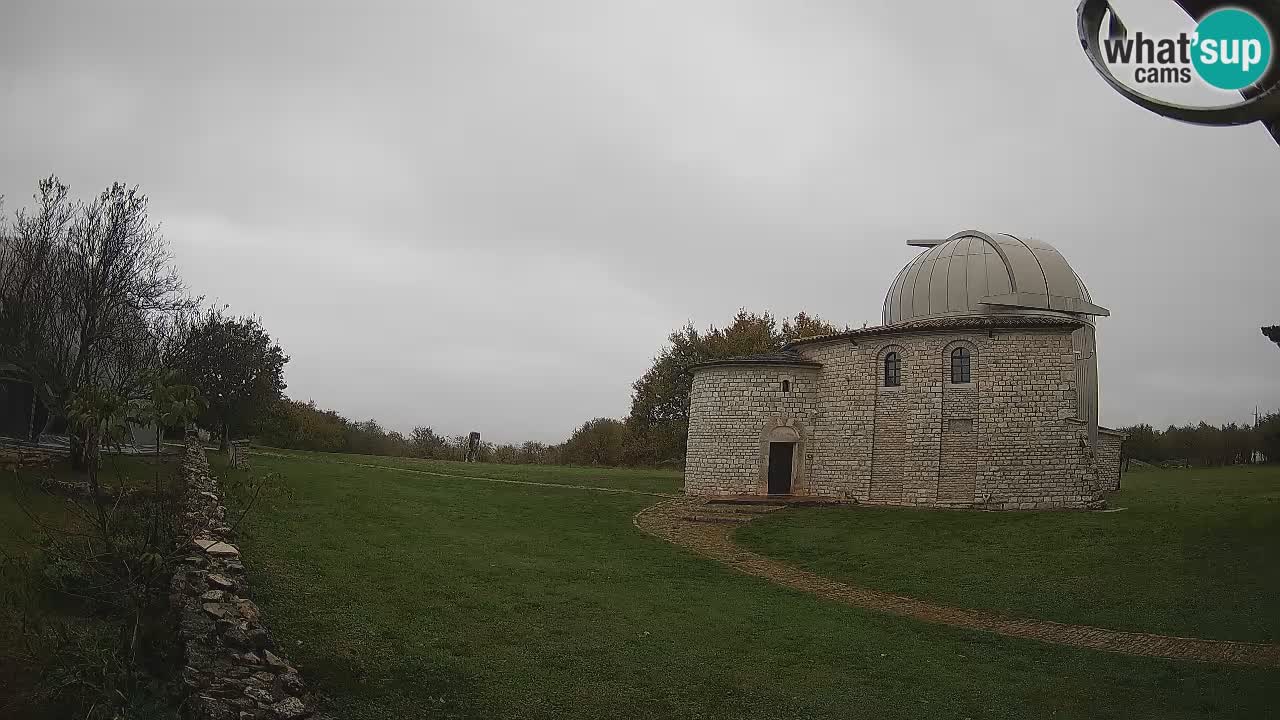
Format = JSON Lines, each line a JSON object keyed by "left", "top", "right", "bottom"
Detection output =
{"left": 634, "top": 498, "right": 1280, "bottom": 669}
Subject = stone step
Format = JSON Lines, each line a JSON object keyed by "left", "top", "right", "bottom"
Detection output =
{"left": 705, "top": 497, "right": 788, "bottom": 507}
{"left": 680, "top": 513, "right": 754, "bottom": 524}
{"left": 718, "top": 504, "right": 785, "bottom": 514}
{"left": 705, "top": 494, "right": 841, "bottom": 507}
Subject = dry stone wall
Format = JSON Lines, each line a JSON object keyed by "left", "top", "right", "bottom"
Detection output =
{"left": 686, "top": 325, "right": 1110, "bottom": 509}
{"left": 170, "top": 434, "right": 326, "bottom": 720}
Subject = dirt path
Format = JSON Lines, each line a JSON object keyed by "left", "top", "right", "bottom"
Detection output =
{"left": 634, "top": 498, "right": 1280, "bottom": 669}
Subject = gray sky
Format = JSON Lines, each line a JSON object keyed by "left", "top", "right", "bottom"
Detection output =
{"left": 2, "top": 1, "right": 1277, "bottom": 443}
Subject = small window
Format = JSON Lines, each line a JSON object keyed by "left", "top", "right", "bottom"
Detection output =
{"left": 781, "top": 380, "right": 790, "bottom": 393}
{"left": 951, "top": 347, "right": 971, "bottom": 384}
{"left": 884, "top": 352, "right": 901, "bottom": 387}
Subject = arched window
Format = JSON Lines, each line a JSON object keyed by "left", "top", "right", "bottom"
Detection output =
{"left": 781, "top": 380, "right": 790, "bottom": 393}
{"left": 884, "top": 352, "right": 901, "bottom": 387}
{"left": 951, "top": 347, "right": 971, "bottom": 384}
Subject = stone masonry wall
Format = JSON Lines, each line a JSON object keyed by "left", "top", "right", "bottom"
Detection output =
{"left": 685, "top": 365, "right": 817, "bottom": 495}
{"left": 170, "top": 434, "right": 325, "bottom": 720}
{"left": 1097, "top": 429, "right": 1126, "bottom": 492}
{"left": 686, "top": 326, "right": 1108, "bottom": 509}
{"left": 939, "top": 359, "right": 979, "bottom": 506}
{"left": 971, "top": 331, "right": 1099, "bottom": 509}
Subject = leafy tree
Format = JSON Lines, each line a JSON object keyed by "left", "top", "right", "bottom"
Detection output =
{"left": 133, "top": 369, "right": 206, "bottom": 451}
{"left": 519, "top": 440, "right": 559, "bottom": 465}
{"left": 411, "top": 425, "right": 449, "bottom": 458}
{"left": 1118, "top": 419, "right": 1269, "bottom": 467}
{"left": 251, "top": 398, "right": 348, "bottom": 452}
{"left": 1120, "top": 423, "right": 1160, "bottom": 463}
{"left": 177, "top": 307, "right": 288, "bottom": 449}
{"left": 1264, "top": 326, "right": 1280, "bottom": 349}
{"left": 1259, "top": 411, "right": 1280, "bottom": 462}
{"left": 561, "top": 417, "right": 633, "bottom": 466}
{"left": 781, "top": 311, "right": 846, "bottom": 344}
{"left": 627, "top": 309, "right": 845, "bottom": 464}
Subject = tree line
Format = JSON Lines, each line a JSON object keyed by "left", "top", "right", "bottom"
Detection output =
{"left": 1118, "top": 414, "right": 1280, "bottom": 467}
{"left": 7, "top": 174, "right": 1273, "bottom": 471}
{"left": 1, "top": 175, "right": 846, "bottom": 468}
{"left": 240, "top": 310, "right": 848, "bottom": 467}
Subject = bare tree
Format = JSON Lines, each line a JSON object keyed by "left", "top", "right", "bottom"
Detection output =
{"left": 60, "top": 183, "right": 193, "bottom": 466}
{"left": 0, "top": 177, "right": 194, "bottom": 467}
{"left": 0, "top": 178, "right": 77, "bottom": 418}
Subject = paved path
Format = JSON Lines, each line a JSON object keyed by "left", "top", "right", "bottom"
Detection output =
{"left": 634, "top": 498, "right": 1280, "bottom": 668}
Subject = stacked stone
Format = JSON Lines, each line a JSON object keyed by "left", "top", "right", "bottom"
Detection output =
{"left": 39, "top": 477, "right": 141, "bottom": 502}
{"left": 0, "top": 446, "right": 56, "bottom": 471}
{"left": 229, "top": 440, "right": 252, "bottom": 470}
{"left": 170, "top": 433, "right": 324, "bottom": 720}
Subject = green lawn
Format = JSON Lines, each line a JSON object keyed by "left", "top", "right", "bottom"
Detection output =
{"left": 0, "top": 452, "right": 183, "bottom": 719}
{"left": 254, "top": 447, "right": 684, "bottom": 495}
{"left": 736, "top": 465, "right": 1280, "bottom": 643}
{"left": 0, "top": 453, "right": 178, "bottom": 557}
{"left": 229, "top": 450, "right": 1280, "bottom": 719}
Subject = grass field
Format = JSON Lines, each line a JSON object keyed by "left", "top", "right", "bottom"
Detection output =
{"left": 736, "top": 465, "right": 1280, "bottom": 642}
{"left": 0, "top": 452, "right": 183, "bottom": 719}
{"left": 0, "top": 452, "right": 178, "bottom": 557}
{"left": 253, "top": 448, "right": 683, "bottom": 495}
{"left": 227, "top": 450, "right": 1280, "bottom": 719}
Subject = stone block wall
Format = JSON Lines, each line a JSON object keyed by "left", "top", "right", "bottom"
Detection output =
{"left": 170, "top": 434, "right": 325, "bottom": 720}
{"left": 685, "top": 365, "right": 817, "bottom": 495}
{"left": 870, "top": 380, "right": 908, "bottom": 503}
{"left": 970, "top": 331, "right": 1099, "bottom": 509}
{"left": 686, "top": 325, "right": 1109, "bottom": 509}
{"left": 800, "top": 343, "right": 874, "bottom": 499}
{"left": 229, "top": 439, "right": 252, "bottom": 470}
{"left": 939, "top": 359, "right": 979, "bottom": 506}
{"left": 1097, "top": 428, "right": 1126, "bottom": 492}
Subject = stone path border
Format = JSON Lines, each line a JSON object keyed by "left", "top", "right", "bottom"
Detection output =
{"left": 634, "top": 498, "right": 1280, "bottom": 669}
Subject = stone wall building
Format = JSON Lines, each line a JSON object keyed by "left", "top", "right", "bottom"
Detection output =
{"left": 685, "top": 230, "right": 1126, "bottom": 510}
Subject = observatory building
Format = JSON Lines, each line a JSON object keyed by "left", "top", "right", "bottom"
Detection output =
{"left": 684, "top": 230, "right": 1125, "bottom": 510}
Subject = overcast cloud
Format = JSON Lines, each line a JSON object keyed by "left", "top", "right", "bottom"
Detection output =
{"left": 2, "top": 0, "right": 1277, "bottom": 443}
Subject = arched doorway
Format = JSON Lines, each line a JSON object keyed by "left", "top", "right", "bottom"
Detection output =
{"left": 765, "top": 425, "right": 800, "bottom": 495}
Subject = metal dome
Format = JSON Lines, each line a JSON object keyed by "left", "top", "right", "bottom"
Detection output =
{"left": 882, "top": 230, "right": 1108, "bottom": 326}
